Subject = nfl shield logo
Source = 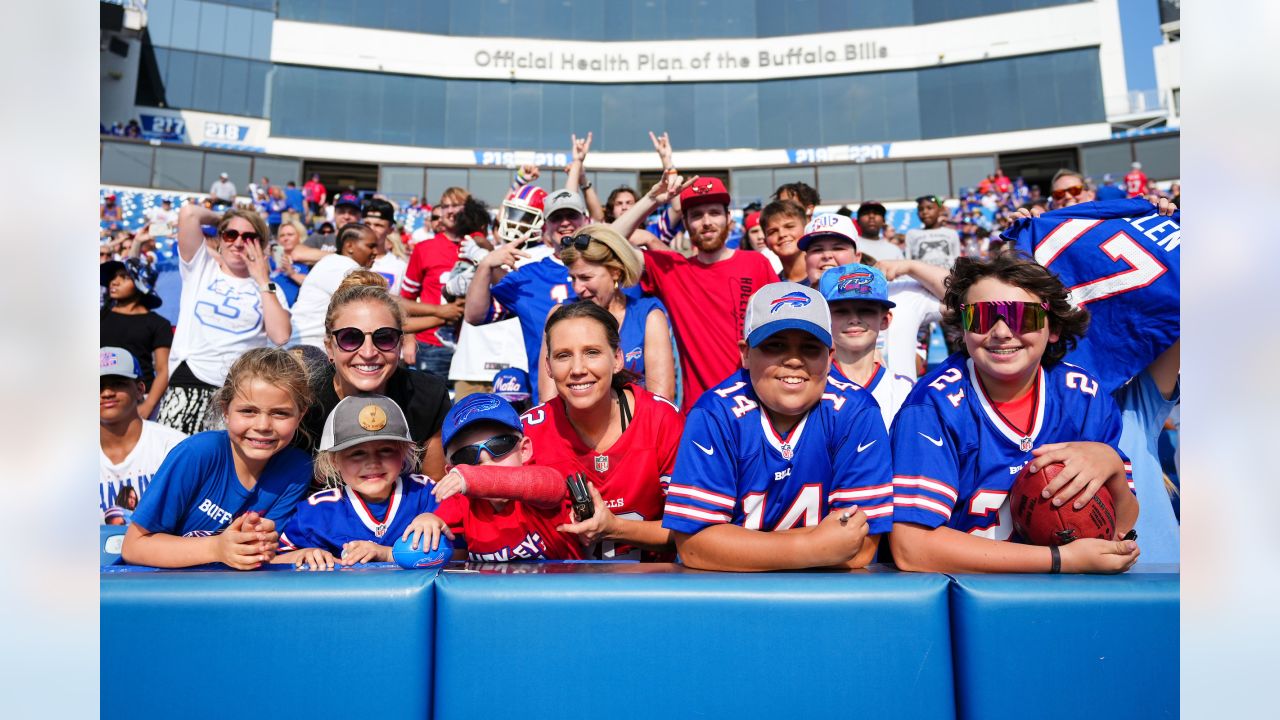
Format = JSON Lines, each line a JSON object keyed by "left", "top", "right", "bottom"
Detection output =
{"left": 595, "top": 455, "right": 609, "bottom": 472}
{"left": 1019, "top": 437, "right": 1033, "bottom": 452}
{"left": 780, "top": 444, "right": 794, "bottom": 460}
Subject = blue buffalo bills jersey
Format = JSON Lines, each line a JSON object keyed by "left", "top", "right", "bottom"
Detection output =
{"left": 1003, "top": 199, "right": 1180, "bottom": 394}
{"left": 489, "top": 257, "right": 574, "bottom": 398}
{"left": 130, "top": 431, "right": 312, "bottom": 538}
{"left": 663, "top": 369, "right": 893, "bottom": 536}
{"left": 618, "top": 294, "right": 668, "bottom": 383}
{"left": 889, "top": 354, "right": 1133, "bottom": 539}
{"left": 278, "top": 474, "right": 440, "bottom": 554}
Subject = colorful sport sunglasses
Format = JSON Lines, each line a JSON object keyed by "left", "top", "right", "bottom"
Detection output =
{"left": 330, "top": 326, "right": 403, "bottom": 352}
{"left": 960, "top": 301, "right": 1050, "bottom": 334}
{"left": 1051, "top": 184, "right": 1085, "bottom": 201}
{"left": 447, "top": 433, "right": 520, "bottom": 466}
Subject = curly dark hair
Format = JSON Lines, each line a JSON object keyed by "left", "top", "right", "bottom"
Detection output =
{"left": 941, "top": 252, "right": 1090, "bottom": 366}
{"left": 603, "top": 186, "right": 639, "bottom": 223}
{"left": 772, "top": 181, "right": 820, "bottom": 209}
{"left": 454, "top": 196, "right": 492, "bottom": 238}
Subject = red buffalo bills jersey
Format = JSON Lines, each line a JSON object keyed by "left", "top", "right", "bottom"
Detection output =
{"left": 889, "top": 354, "right": 1133, "bottom": 540}
{"left": 521, "top": 384, "right": 684, "bottom": 560}
{"left": 662, "top": 369, "right": 893, "bottom": 537}
{"left": 433, "top": 494, "right": 583, "bottom": 562}
{"left": 1124, "top": 169, "right": 1148, "bottom": 197}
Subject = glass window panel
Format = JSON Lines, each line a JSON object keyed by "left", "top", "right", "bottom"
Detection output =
{"left": 861, "top": 161, "right": 906, "bottom": 201}
{"left": 596, "top": 172, "right": 639, "bottom": 197}
{"left": 772, "top": 167, "right": 816, "bottom": 197}
{"left": 905, "top": 160, "right": 950, "bottom": 200}
{"left": 444, "top": 81, "right": 479, "bottom": 148}
{"left": 916, "top": 64, "right": 954, "bottom": 139}
{"left": 755, "top": 80, "right": 790, "bottom": 150}
{"left": 603, "top": 0, "right": 633, "bottom": 40}
{"left": 508, "top": 83, "right": 543, "bottom": 150}
{"left": 420, "top": 0, "right": 451, "bottom": 33}
{"left": 379, "top": 166, "right": 426, "bottom": 197}
{"left": 426, "top": 168, "right": 470, "bottom": 203}
{"left": 148, "top": 0, "right": 174, "bottom": 48}
{"left": 630, "top": 0, "right": 664, "bottom": 40}
{"left": 731, "top": 168, "right": 773, "bottom": 208}
{"left": 164, "top": 49, "right": 196, "bottom": 110}
{"left": 411, "top": 77, "right": 447, "bottom": 147}
{"left": 169, "top": 0, "right": 201, "bottom": 51}
{"left": 568, "top": 84, "right": 603, "bottom": 149}
{"left": 571, "top": 0, "right": 605, "bottom": 40}
{"left": 540, "top": 83, "right": 573, "bottom": 152}
{"left": 223, "top": 7, "right": 253, "bottom": 58}
{"left": 252, "top": 156, "right": 303, "bottom": 188}
{"left": 949, "top": 155, "right": 996, "bottom": 196}
{"left": 101, "top": 142, "right": 154, "bottom": 187}
{"left": 1079, "top": 143, "right": 1132, "bottom": 184}
{"left": 192, "top": 53, "right": 223, "bottom": 113}
{"left": 725, "top": 81, "right": 759, "bottom": 149}
{"left": 1133, "top": 136, "right": 1179, "bottom": 180}
{"left": 817, "top": 164, "right": 862, "bottom": 204}
{"left": 880, "top": 71, "right": 921, "bottom": 141}
{"left": 196, "top": 2, "right": 228, "bottom": 55}
{"left": 1053, "top": 48, "right": 1105, "bottom": 124}
{"left": 249, "top": 10, "right": 273, "bottom": 62}
{"left": 663, "top": 84, "right": 697, "bottom": 155}
{"left": 277, "top": 0, "right": 319, "bottom": 22}
{"left": 245, "top": 61, "right": 268, "bottom": 118}
{"left": 219, "top": 57, "right": 250, "bottom": 117}
{"left": 475, "top": 82, "right": 512, "bottom": 149}
{"left": 202, "top": 151, "right": 252, "bottom": 194}
{"left": 467, "top": 168, "right": 513, "bottom": 208}
{"left": 344, "top": 72, "right": 382, "bottom": 144}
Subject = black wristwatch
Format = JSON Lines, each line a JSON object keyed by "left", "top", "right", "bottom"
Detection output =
{"left": 258, "top": 282, "right": 278, "bottom": 294}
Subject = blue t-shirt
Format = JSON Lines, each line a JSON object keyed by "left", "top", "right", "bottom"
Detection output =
{"left": 131, "top": 431, "right": 313, "bottom": 537}
{"left": 889, "top": 354, "right": 1132, "bottom": 539}
{"left": 284, "top": 187, "right": 305, "bottom": 214}
{"left": 489, "top": 257, "right": 574, "bottom": 397}
{"left": 1116, "top": 370, "right": 1179, "bottom": 564}
{"left": 619, "top": 294, "right": 669, "bottom": 383}
{"left": 279, "top": 474, "right": 441, "bottom": 554}
{"left": 662, "top": 369, "right": 893, "bottom": 537}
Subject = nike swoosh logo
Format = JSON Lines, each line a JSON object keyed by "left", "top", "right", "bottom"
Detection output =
{"left": 692, "top": 441, "right": 715, "bottom": 456}
{"left": 918, "top": 432, "right": 944, "bottom": 447}
{"left": 857, "top": 440, "right": 876, "bottom": 452}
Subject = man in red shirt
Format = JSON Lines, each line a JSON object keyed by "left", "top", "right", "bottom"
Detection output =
{"left": 302, "top": 173, "right": 326, "bottom": 223}
{"left": 1124, "top": 161, "right": 1149, "bottom": 198}
{"left": 641, "top": 177, "right": 779, "bottom": 411}
{"left": 401, "top": 186, "right": 470, "bottom": 378}
{"left": 994, "top": 168, "right": 1012, "bottom": 194}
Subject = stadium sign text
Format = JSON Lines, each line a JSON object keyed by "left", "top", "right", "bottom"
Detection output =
{"left": 474, "top": 42, "right": 885, "bottom": 77}
{"left": 787, "top": 144, "right": 892, "bottom": 165}
{"left": 474, "top": 150, "right": 571, "bottom": 168}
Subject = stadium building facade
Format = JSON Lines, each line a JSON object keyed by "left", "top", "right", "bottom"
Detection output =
{"left": 101, "top": 0, "right": 1179, "bottom": 207}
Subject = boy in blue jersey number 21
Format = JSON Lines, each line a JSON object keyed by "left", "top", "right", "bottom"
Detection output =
{"left": 662, "top": 282, "right": 893, "bottom": 571}
{"left": 889, "top": 253, "right": 1140, "bottom": 574}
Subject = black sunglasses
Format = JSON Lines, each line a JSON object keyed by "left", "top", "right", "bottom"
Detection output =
{"left": 220, "top": 228, "right": 261, "bottom": 243}
{"left": 448, "top": 433, "right": 520, "bottom": 466}
{"left": 559, "top": 234, "right": 592, "bottom": 251}
{"left": 330, "top": 326, "right": 403, "bottom": 352}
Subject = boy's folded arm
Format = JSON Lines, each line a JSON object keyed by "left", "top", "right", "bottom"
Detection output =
{"left": 455, "top": 465, "right": 567, "bottom": 509}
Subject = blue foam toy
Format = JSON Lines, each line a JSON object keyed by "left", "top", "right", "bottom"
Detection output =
{"left": 393, "top": 532, "right": 452, "bottom": 569}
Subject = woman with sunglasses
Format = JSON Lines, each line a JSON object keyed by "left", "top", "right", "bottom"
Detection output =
{"left": 521, "top": 301, "right": 684, "bottom": 561}
{"left": 155, "top": 205, "right": 292, "bottom": 435}
{"left": 295, "top": 271, "right": 451, "bottom": 482}
{"left": 290, "top": 223, "right": 379, "bottom": 349}
{"left": 887, "top": 252, "right": 1140, "bottom": 574}
{"left": 535, "top": 225, "right": 675, "bottom": 403}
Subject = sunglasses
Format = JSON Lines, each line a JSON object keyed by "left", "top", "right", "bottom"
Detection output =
{"left": 448, "top": 433, "right": 520, "bottom": 466}
{"left": 960, "top": 301, "right": 1050, "bottom": 334}
{"left": 559, "top": 234, "right": 592, "bottom": 251}
{"left": 220, "top": 228, "right": 261, "bottom": 244}
{"left": 330, "top": 326, "right": 404, "bottom": 352}
{"left": 1050, "top": 185, "right": 1085, "bottom": 201}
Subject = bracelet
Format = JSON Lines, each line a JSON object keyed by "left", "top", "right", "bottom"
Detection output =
{"left": 1049, "top": 545, "right": 1061, "bottom": 574}
{"left": 580, "top": 181, "right": 592, "bottom": 191}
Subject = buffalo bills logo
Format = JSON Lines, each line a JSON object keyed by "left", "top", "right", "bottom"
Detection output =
{"left": 770, "top": 292, "right": 812, "bottom": 313}
{"left": 625, "top": 348, "right": 642, "bottom": 362}
{"left": 836, "top": 272, "right": 874, "bottom": 294}
{"left": 455, "top": 395, "right": 501, "bottom": 423}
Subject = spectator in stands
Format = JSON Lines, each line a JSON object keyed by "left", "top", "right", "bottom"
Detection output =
{"left": 760, "top": 199, "right": 809, "bottom": 283}
{"left": 209, "top": 172, "right": 237, "bottom": 209}
{"left": 604, "top": 186, "right": 639, "bottom": 225}
{"left": 295, "top": 272, "right": 451, "bottom": 481}
{"left": 773, "top": 182, "right": 820, "bottom": 221}
{"left": 284, "top": 180, "right": 306, "bottom": 220}
{"left": 303, "top": 174, "right": 326, "bottom": 223}
{"left": 994, "top": 168, "right": 1012, "bottom": 194}
{"left": 401, "top": 187, "right": 473, "bottom": 378}
{"left": 1048, "top": 169, "right": 1095, "bottom": 209}
{"left": 536, "top": 224, "right": 674, "bottom": 402}
{"left": 155, "top": 205, "right": 292, "bottom": 435}
{"left": 1125, "top": 161, "right": 1149, "bottom": 198}
{"left": 361, "top": 198, "right": 408, "bottom": 295}
{"left": 906, "top": 195, "right": 961, "bottom": 269}
{"left": 799, "top": 213, "right": 861, "bottom": 287}
{"left": 122, "top": 348, "right": 314, "bottom": 570}
{"left": 99, "top": 347, "right": 186, "bottom": 516}
{"left": 101, "top": 193, "right": 122, "bottom": 223}
{"left": 144, "top": 198, "right": 177, "bottom": 239}
{"left": 855, "top": 201, "right": 904, "bottom": 261}
{"left": 100, "top": 240, "right": 172, "bottom": 419}
{"left": 125, "top": 119, "right": 141, "bottom": 138}
{"left": 293, "top": 193, "right": 361, "bottom": 263}
{"left": 270, "top": 218, "right": 310, "bottom": 304}
{"left": 639, "top": 176, "right": 778, "bottom": 411}
{"left": 524, "top": 301, "right": 684, "bottom": 560}
{"left": 265, "top": 186, "right": 287, "bottom": 235}
{"left": 291, "top": 223, "right": 380, "bottom": 348}
{"left": 739, "top": 210, "right": 783, "bottom": 274}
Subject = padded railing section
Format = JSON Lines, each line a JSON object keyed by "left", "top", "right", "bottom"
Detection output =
{"left": 948, "top": 564, "right": 1180, "bottom": 720}
{"left": 433, "top": 562, "right": 956, "bottom": 720}
{"left": 101, "top": 564, "right": 437, "bottom": 720}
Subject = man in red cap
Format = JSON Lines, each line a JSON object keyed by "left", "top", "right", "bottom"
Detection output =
{"left": 641, "top": 177, "right": 778, "bottom": 411}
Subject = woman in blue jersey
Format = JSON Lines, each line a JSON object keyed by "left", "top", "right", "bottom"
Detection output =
{"left": 535, "top": 224, "right": 675, "bottom": 402}
{"left": 121, "top": 348, "right": 315, "bottom": 570}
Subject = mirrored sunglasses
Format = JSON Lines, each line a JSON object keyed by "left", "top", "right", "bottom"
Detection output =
{"left": 960, "top": 301, "right": 1049, "bottom": 334}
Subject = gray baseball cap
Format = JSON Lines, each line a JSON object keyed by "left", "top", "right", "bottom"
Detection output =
{"left": 543, "top": 188, "right": 587, "bottom": 218}
{"left": 743, "top": 282, "right": 833, "bottom": 348}
{"left": 100, "top": 346, "right": 141, "bottom": 379}
{"left": 319, "top": 393, "right": 413, "bottom": 452}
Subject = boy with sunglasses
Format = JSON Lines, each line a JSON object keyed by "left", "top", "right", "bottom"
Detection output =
{"left": 888, "top": 253, "right": 1140, "bottom": 574}
{"left": 428, "top": 393, "right": 584, "bottom": 561}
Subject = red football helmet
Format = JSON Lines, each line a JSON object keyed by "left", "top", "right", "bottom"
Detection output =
{"left": 499, "top": 185, "right": 547, "bottom": 246}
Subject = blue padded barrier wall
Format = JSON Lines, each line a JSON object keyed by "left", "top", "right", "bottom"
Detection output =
{"left": 433, "top": 562, "right": 956, "bottom": 720}
{"left": 948, "top": 564, "right": 1179, "bottom": 720}
{"left": 101, "top": 564, "right": 437, "bottom": 720}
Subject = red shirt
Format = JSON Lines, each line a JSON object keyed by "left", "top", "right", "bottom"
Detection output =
{"left": 303, "top": 180, "right": 325, "bottom": 203}
{"left": 1124, "top": 170, "right": 1149, "bottom": 197}
{"left": 434, "top": 494, "right": 583, "bottom": 561}
{"left": 994, "top": 174, "right": 1012, "bottom": 194}
{"left": 641, "top": 249, "right": 778, "bottom": 411}
{"left": 521, "top": 384, "right": 684, "bottom": 560}
{"left": 401, "top": 235, "right": 461, "bottom": 345}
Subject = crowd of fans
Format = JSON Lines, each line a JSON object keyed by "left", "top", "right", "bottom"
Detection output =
{"left": 99, "top": 129, "right": 1180, "bottom": 574}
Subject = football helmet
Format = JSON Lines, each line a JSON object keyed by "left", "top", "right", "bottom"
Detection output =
{"left": 498, "top": 185, "right": 547, "bottom": 247}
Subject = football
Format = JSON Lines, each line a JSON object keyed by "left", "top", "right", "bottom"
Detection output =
{"left": 392, "top": 532, "right": 454, "bottom": 569}
{"left": 1010, "top": 462, "right": 1117, "bottom": 546}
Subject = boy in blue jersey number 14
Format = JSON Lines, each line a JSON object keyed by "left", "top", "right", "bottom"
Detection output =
{"left": 888, "top": 253, "right": 1140, "bottom": 574}
{"left": 662, "top": 282, "right": 893, "bottom": 571}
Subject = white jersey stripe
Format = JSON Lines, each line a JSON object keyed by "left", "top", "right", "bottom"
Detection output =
{"left": 894, "top": 495, "right": 953, "bottom": 518}
{"left": 664, "top": 503, "right": 731, "bottom": 524}
{"left": 893, "top": 476, "right": 959, "bottom": 503}
{"left": 667, "top": 483, "right": 735, "bottom": 508}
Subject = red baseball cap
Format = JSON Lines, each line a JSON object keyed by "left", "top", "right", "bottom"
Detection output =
{"left": 744, "top": 211, "right": 761, "bottom": 230}
{"left": 680, "top": 177, "right": 731, "bottom": 212}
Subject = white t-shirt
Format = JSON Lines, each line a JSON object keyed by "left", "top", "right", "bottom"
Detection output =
{"left": 870, "top": 369, "right": 915, "bottom": 430}
{"left": 290, "top": 254, "right": 360, "bottom": 348}
{"left": 168, "top": 242, "right": 291, "bottom": 386}
{"left": 882, "top": 278, "right": 942, "bottom": 381}
{"left": 856, "top": 237, "right": 905, "bottom": 262}
{"left": 372, "top": 253, "right": 407, "bottom": 295}
{"left": 145, "top": 207, "right": 177, "bottom": 237}
{"left": 448, "top": 319, "right": 528, "bottom": 382}
{"left": 100, "top": 421, "right": 187, "bottom": 513}
{"left": 905, "top": 227, "right": 961, "bottom": 270}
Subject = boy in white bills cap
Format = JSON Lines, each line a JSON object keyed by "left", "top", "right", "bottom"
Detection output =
{"left": 661, "top": 282, "right": 893, "bottom": 572}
